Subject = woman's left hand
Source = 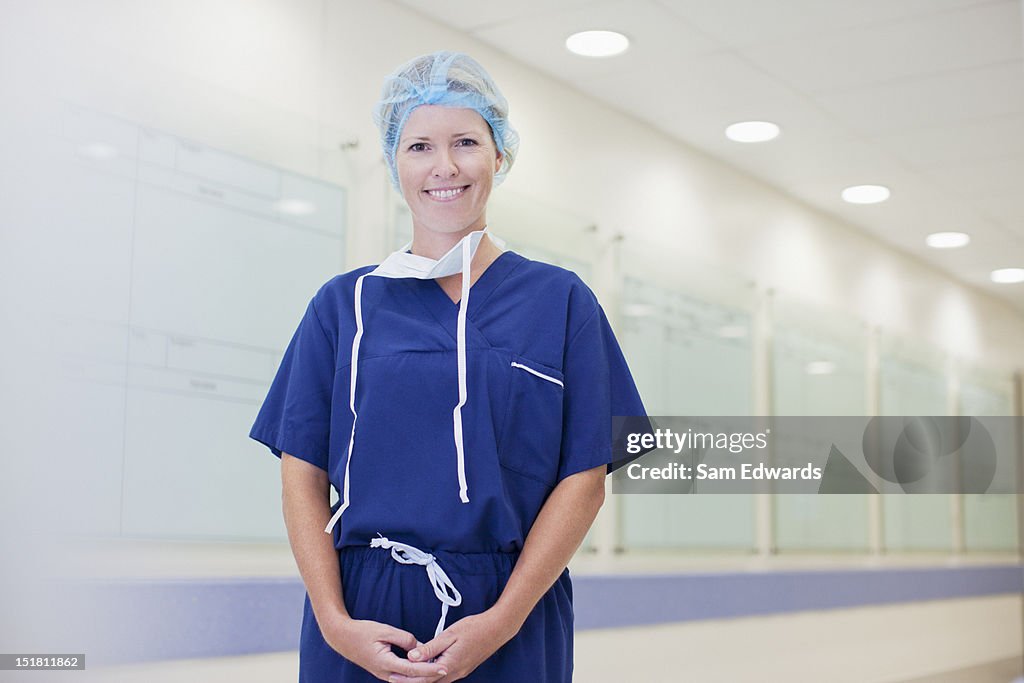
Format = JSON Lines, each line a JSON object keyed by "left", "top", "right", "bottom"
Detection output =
{"left": 389, "top": 610, "right": 518, "bottom": 683}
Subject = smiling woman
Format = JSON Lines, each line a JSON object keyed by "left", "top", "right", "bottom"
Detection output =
{"left": 249, "top": 50, "right": 648, "bottom": 683}
{"left": 397, "top": 105, "right": 500, "bottom": 244}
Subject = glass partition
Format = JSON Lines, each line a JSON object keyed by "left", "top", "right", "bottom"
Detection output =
{"left": 960, "top": 366, "right": 1017, "bottom": 552}
{"left": 51, "top": 104, "right": 347, "bottom": 541}
{"left": 617, "top": 245, "right": 757, "bottom": 551}
{"left": 879, "top": 336, "right": 952, "bottom": 552}
{"left": 771, "top": 297, "right": 870, "bottom": 551}
{"left": 486, "top": 189, "right": 600, "bottom": 287}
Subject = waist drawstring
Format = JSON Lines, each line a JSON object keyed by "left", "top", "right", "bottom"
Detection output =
{"left": 370, "top": 535, "right": 463, "bottom": 637}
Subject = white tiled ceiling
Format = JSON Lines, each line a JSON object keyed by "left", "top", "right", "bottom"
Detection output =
{"left": 734, "top": 2, "right": 1022, "bottom": 93}
{"left": 394, "top": 0, "right": 1024, "bottom": 313}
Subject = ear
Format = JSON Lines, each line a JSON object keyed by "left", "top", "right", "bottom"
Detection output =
{"left": 494, "top": 149, "right": 503, "bottom": 174}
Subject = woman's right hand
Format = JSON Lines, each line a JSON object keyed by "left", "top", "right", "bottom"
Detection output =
{"left": 320, "top": 614, "right": 449, "bottom": 683}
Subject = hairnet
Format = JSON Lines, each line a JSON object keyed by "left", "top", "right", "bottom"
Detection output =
{"left": 373, "top": 51, "right": 519, "bottom": 190}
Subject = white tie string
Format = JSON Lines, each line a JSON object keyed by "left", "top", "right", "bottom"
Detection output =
{"left": 452, "top": 235, "right": 472, "bottom": 504}
{"left": 324, "top": 272, "right": 368, "bottom": 535}
{"left": 370, "top": 536, "right": 463, "bottom": 638}
{"left": 324, "top": 231, "right": 504, "bottom": 535}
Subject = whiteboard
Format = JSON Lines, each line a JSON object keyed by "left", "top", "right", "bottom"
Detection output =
{"left": 48, "top": 104, "right": 346, "bottom": 541}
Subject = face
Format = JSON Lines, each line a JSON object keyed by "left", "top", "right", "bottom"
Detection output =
{"left": 396, "top": 105, "right": 502, "bottom": 239}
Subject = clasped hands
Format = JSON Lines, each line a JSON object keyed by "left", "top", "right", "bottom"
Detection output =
{"left": 324, "top": 609, "right": 518, "bottom": 683}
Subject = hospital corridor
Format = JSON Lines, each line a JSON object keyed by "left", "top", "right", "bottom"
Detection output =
{"left": 1, "top": 1, "right": 1022, "bottom": 681}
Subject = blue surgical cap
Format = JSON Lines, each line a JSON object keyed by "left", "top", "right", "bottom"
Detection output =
{"left": 373, "top": 51, "right": 519, "bottom": 191}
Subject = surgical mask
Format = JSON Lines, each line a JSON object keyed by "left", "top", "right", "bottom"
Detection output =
{"left": 371, "top": 229, "right": 497, "bottom": 280}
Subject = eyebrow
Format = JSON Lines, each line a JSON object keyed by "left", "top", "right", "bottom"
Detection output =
{"left": 401, "top": 131, "right": 480, "bottom": 143}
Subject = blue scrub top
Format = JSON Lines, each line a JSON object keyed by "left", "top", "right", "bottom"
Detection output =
{"left": 250, "top": 250, "right": 647, "bottom": 553}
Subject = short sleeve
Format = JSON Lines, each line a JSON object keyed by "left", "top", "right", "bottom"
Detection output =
{"left": 249, "top": 296, "right": 336, "bottom": 471}
{"left": 558, "top": 304, "right": 650, "bottom": 482}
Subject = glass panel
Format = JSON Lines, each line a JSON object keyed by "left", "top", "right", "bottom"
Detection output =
{"left": 879, "top": 338, "right": 952, "bottom": 551}
{"left": 772, "top": 322, "right": 867, "bottom": 417}
{"left": 774, "top": 495, "right": 870, "bottom": 551}
{"left": 960, "top": 368, "right": 1017, "bottom": 551}
{"left": 620, "top": 276, "right": 754, "bottom": 415}
{"left": 50, "top": 104, "right": 347, "bottom": 541}
{"left": 964, "top": 495, "right": 1017, "bottom": 551}
{"left": 616, "top": 248, "right": 756, "bottom": 551}
{"left": 487, "top": 189, "right": 600, "bottom": 288}
{"left": 883, "top": 495, "right": 953, "bottom": 551}
{"left": 772, "top": 297, "right": 870, "bottom": 551}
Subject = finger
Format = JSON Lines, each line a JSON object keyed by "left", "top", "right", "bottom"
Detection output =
{"left": 379, "top": 626, "right": 419, "bottom": 652}
{"left": 381, "top": 652, "right": 448, "bottom": 679}
{"left": 386, "top": 673, "right": 446, "bottom": 683}
{"left": 408, "top": 633, "right": 455, "bottom": 662}
{"left": 430, "top": 649, "right": 459, "bottom": 671}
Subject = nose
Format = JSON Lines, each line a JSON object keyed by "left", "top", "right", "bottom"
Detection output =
{"left": 432, "top": 147, "right": 457, "bottom": 179}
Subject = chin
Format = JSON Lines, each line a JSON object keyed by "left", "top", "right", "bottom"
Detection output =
{"left": 418, "top": 211, "right": 484, "bottom": 233}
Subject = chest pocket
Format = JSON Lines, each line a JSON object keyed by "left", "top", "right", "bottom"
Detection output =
{"left": 497, "top": 355, "right": 564, "bottom": 487}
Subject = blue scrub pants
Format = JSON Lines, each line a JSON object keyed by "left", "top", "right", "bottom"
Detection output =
{"left": 299, "top": 547, "right": 574, "bottom": 682}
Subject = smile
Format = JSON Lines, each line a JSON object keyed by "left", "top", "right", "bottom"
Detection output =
{"left": 425, "top": 186, "right": 468, "bottom": 200}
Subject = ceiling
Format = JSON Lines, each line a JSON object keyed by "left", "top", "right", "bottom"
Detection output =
{"left": 394, "top": 0, "right": 1024, "bottom": 314}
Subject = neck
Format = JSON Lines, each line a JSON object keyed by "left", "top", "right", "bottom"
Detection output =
{"left": 410, "top": 224, "right": 488, "bottom": 260}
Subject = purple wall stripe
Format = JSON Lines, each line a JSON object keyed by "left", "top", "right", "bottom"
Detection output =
{"left": 61, "top": 564, "right": 1021, "bottom": 665}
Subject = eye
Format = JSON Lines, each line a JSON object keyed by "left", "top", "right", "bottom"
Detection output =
{"left": 408, "top": 142, "right": 428, "bottom": 152}
{"left": 455, "top": 138, "right": 478, "bottom": 147}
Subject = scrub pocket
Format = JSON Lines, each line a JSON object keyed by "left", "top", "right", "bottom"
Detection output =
{"left": 497, "top": 355, "right": 564, "bottom": 486}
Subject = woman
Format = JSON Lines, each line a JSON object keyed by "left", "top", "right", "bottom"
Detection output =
{"left": 250, "top": 51, "right": 646, "bottom": 682}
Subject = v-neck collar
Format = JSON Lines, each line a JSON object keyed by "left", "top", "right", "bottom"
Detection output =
{"left": 404, "top": 250, "right": 522, "bottom": 342}
{"left": 430, "top": 249, "right": 519, "bottom": 307}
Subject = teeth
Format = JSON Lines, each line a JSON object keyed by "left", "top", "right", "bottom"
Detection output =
{"left": 427, "top": 187, "right": 465, "bottom": 199}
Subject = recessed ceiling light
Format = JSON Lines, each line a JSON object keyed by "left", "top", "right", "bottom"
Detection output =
{"left": 273, "top": 199, "right": 316, "bottom": 216}
{"left": 925, "top": 232, "right": 970, "bottom": 249}
{"left": 725, "top": 121, "right": 780, "bottom": 143}
{"left": 990, "top": 268, "right": 1024, "bottom": 284}
{"left": 565, "top": 30, "right": 629, "bottom": 57}
{"left": 805, "top": 360, "right": 836, "bottom": 375}
{"left": 842, "top": 185, "right": 890, "bottom": 204}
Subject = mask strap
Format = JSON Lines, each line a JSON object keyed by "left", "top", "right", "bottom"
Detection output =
{"left": 324, "top": 272, "right": 367, "bottom": 535}
{"left": 452, "top": 235, "right": 472, "bottom": 504}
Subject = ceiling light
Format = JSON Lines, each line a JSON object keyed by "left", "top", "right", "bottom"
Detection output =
{"left": 990, "top": 268, "right": 1024, "bottom": 284}
{"left": 725, "top": 121, "right": 780, "bottom": 143}
{"left": 565, "top": 30, "right": 629, "bottom": 57}
{"left": 273, "top": 199, "right": 316, "bottom": 216}
{"left": 925, "top": 232, "right": 970, "bottom": 249}
{"left": 842, "top": 185, "right": 890, "bottom": 204}
{"left": 805, "top": 360, "right": 836, "bottom": 375}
